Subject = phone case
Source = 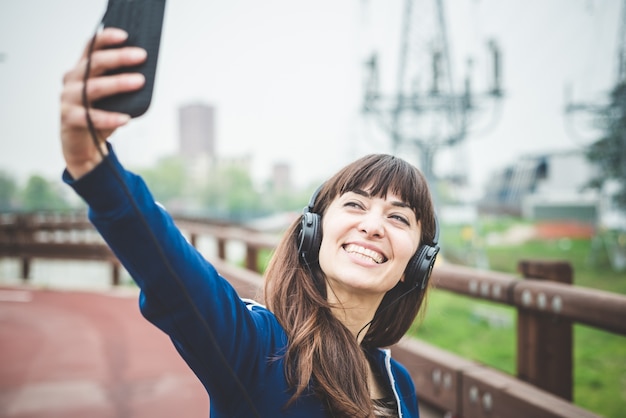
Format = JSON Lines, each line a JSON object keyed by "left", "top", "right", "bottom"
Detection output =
{"left": 93, "top": 0, "right": 166, "bottom": 118}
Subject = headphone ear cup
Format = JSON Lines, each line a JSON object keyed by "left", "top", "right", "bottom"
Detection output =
{"left": 298, "top": 211, "right": 322, "bottom": 264}
{"left": 405, "top": 244, "right": 440, "bottom": 290}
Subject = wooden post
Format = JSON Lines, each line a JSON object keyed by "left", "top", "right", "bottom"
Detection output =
{"left": 19, "top": 214, "right": 34, "bottom": 282}
{"left": 21, "top": 257, "right": 31, "bottom": 281}
{"left": 111, "top": 261, "right": 120, "bottom": 286}
{"left": 246, "top": 246, "right": 258, "bottom": 272}
{"left": 516, "top": 260, "right": 573, "bottom": 401}
{"left": 217, "top": 238, "right": 226, "bottom": 260}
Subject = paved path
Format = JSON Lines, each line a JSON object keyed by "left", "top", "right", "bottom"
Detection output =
{"left": 0, "top": 284, "right": 443, "bottom": 418}
{"left": 0, "top": 286, "right": 208, "bottom": 418}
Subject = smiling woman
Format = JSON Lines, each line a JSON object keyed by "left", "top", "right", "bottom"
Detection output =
{"left": 59, "top": 28, "right": 439, "bottom": 418}
{"left": 264, "top": 154, "right": 439, "bottom": 417}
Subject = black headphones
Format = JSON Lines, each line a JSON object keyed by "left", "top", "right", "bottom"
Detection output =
{"left": 297, "top": 186, "right": 440, "bottom": 291}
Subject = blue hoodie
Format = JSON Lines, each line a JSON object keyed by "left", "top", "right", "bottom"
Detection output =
{"left": 64, "top": 145, "right": 420, "bottom": 417}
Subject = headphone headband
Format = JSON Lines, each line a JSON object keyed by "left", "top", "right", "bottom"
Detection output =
{"left": 304, "top": 184, "right": 323, "bottom": 214}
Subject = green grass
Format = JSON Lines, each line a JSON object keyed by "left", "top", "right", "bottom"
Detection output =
{"left": 412, "top": 290, "right": 517, "bottom": 373}
{"left": 410, "top": 219, "right": 626, "bottom": 417}
{"left": 574, "top": 324, "right": 626, "bottom": 416}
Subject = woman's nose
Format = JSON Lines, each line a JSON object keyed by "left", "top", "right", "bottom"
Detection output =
{"left": 358, "top": 213, "right": 385, "bottom": 238}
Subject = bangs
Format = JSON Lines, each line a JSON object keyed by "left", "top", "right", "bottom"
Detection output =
{"left": 325, "top": 154, "right": 431, "bottom": 220}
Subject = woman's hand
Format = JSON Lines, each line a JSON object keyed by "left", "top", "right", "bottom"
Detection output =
{"left": 60, "top": 28, "right": 147, "bottom": 179}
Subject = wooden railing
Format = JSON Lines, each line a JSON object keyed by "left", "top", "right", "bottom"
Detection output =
{"left": 2, "top": 212, "right": 624, "bottom": 417}
{"left": 0, "top": 211, "right": 122, "bottom": 283}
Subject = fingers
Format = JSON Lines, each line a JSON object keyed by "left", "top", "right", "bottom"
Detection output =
{"left": 61, "top": 27, "right": 147, "bottom": 125}
{"left": 61, "top": 73, "right": 143, "bottom": 129}
{"left": 61, "top": 101, "right": 130, "bottom": 131}
{"left": 80, "top": 27, "right": 128, "bottom": 60}
{"left": 61, "top": 69, "right": 144, "bottom": 142}
{"left": 63, "top": 46, "right": 147, "bottom": 85}
{"left": 62, "top": 71, "right": 145, "bottom": 105}
{"left": 89, "top": 46, "right": 148, "bottom": 78}
{"left": 64, "top": 27, "right": 147, "bottom": 85}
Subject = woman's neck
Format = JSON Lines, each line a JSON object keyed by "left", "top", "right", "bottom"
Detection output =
{"left": 326, "top": 284, "right": 384, "bottom": 343}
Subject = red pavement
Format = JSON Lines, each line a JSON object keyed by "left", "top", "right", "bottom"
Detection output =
{"left": 0, "top": 286, "right": 209, "bottom": 418}
{"left": 0, "top": 285, "right": 443, "bottom": 418}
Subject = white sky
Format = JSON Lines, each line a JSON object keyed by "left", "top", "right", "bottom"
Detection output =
{"left": 0, "top": 0, "right": 621, "bottom": 197}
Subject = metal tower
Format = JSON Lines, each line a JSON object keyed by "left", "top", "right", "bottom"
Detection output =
{"left": 362, "top": 0, "right": 503, "bottom": 204}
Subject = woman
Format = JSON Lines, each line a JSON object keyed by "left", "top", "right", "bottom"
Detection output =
{"left": 60, "top": 28, "right": 438, "bottom": 417}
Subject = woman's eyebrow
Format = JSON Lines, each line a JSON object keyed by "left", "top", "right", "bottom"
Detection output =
{"left": 351, "top": 189, "right": 411, "bottom": 209}
{"left": 352, "top": 189, "right": 370, "bottom": 198}
{"left": 391, "top": 201, "right": 411, "bottom": 209}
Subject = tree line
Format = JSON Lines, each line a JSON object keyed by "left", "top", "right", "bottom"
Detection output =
{"left": 0, "top": 156, "right": 319, "bottom": 223}
{"left": 586, "top": 81, "right": 626, "bottom": 211}
{"left": 0, "top": 172, "right": 71, "bottom": 212}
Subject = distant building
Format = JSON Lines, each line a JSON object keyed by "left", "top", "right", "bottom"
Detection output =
{"left": 479, "top": 150, "right": 600, "bottom": 223}
{"left": 179, "top": 103, "right": 215, "bottom": 161}
{"left": 178, "top": 103, "right": 216, "bottom": 187}
{"left": 271, "top": 162, "right": 291, "bottom": 193}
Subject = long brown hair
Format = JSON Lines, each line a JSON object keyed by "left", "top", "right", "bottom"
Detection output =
{"left": 264, "top": 154, "right": 436, "bottom": 417}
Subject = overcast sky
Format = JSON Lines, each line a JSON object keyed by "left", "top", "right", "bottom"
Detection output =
{"left": 0, "top": 0, "right": 620, "bottom": 197}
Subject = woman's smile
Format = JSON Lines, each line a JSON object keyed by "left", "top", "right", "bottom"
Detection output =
{"left": 343, "top": 243, "right": 387, "bottom": 264}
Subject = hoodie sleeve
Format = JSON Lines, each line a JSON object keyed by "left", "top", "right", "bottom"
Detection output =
{"left": 63, "top": 144, "right": 280, "bottom": 407}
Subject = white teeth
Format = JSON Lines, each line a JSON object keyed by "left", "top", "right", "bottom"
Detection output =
{"left": 344, "top": 244, "right": 385, "bottom": 264}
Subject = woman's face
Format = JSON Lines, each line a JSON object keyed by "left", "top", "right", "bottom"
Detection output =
{"left": 318, "top": 187, "right": 422, "bottom": 303}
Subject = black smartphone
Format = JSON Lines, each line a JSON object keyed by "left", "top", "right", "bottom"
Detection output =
{"left": 93, "top": 0, "right": 167, "bottom": 118}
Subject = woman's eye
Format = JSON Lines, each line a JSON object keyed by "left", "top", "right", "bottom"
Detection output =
{"left": 345, "top": 201, "right": 365, "bottom": 210}
{"left": 390, "top": 214, "right": 410, "bottom": 225}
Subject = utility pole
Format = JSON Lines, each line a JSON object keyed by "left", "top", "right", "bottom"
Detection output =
{"left": 565, "top": 1, "right": 626, "bottom": 128}
{"left": 362, "top": 0, "right": 503, "bottom": 207}
{"left": 564, "top": 0, "right": 626, "bottom": 186}
{"left": 564, "top": 0, "right": 626, "bottom": 271}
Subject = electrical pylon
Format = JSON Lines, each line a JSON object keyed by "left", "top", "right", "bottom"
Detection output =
{"left": 362, "top": 0, "right": 503, "bottom": 206}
